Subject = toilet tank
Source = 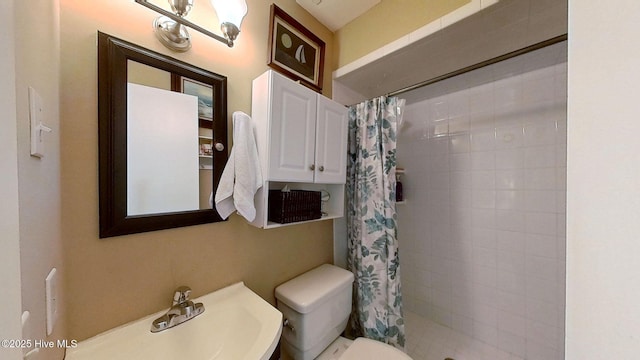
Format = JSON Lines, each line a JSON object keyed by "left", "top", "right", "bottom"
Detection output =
{"left": 275, "top": 264, "right": 354, "bottom": 360}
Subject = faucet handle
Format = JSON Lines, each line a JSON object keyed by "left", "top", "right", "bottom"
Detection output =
{"left": 172, "top": 286, "right": 192, "bottom": 305}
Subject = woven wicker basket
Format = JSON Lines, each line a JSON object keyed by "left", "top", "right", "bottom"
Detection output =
{"left": 268, "top": 190, "right": 322, "bottom": 224}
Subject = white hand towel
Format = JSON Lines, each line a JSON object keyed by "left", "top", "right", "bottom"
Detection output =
{"left": 215, "top": 111, "right": 263, "bottom": 221}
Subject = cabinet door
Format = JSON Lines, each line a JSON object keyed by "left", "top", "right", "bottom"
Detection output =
{"left": 268, "top": 73, "right": 317, "bottom": 182}
{"left": 315, "top": 96, "right": 348, "bottom": 184}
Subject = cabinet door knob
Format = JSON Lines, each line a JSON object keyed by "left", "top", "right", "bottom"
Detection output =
{"left": 214, "top": 143, "right": 225, "bottom": 152}
{"left": 319, "top": 166, "right": 324, "bottom": 172}
{"left": 310, "top": 164, "right": 315, "bottom": 171}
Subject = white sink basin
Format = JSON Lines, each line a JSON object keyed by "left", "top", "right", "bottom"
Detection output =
{"left": 66, "top": 282, "right": 283, "bottom": 360}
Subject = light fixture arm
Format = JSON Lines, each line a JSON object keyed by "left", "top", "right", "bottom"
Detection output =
{"left": 135, "top": 0, "right": 236, "bottom": 47}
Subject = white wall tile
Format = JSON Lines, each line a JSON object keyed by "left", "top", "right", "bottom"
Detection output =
{"left": 474, "top": 247, "right": 498, "bottom": 267}
{"left": 526, "top": 339, "right": 562, "bottom": 360}
{"left": 471, "top": 130, "right": 496, "bottom": 151}
{"left": 472, "top": 151, "right": 496, "bottom": 170}
{"left": 494, "top": 80, "right": 523, "bottom": 110}
{"left": 472, "top": 190, "right": 496, "bottom": 209}
{"left": 526, "top": 255, "right": 558, "bottom": 282}
{"left": 451, "top": 241, "right": 473, "bottom": 263}
{"left": 498, "top": 271, "right": 526, "bottom": 295}
{"left": 473, "top": 264, "right": 497, "bottom": 287}
{"left": 526, "top": 233, "right": 558, "bottom": 258}
{"left": 495, "top": 169, "right": 525, "bottom": 190}
{"left": 525, "top": 212, "right": 557, "bottom": 236}
{"left": 452, "top": 313, "right": 474, "bottom": 336}
{"left": 473, "top": 320, "right": 499, "bottom": 346}
{"left": 469, "top": 110, "right": 495, "bottom": 130}
{"left": 398, "top": 49, "right": 566, "bottom": 359}
{"left": 450, "top": 133, "right": 471, "bottom": 153}
{"left": 498, "top": 311, "right": 527, "bottom": 338}
{"left": 452, "top": 293, "right": 474, "bottom": 315}
{"left": 525, "top": 168, "right": 557, "bottom": 189}
{"left": 498, "top": 330, "right": 526, "bottom": 357}
{"left": 527, "top": 320, "right": 560, "bottom": 350}
{"left": 497, "top": 250, "right": 525, "bottom": 274}
{"left": 526, "top": 276, "right": 558, "bottom": 304}
{"left": 473, "top": 302, "right": 498, "bottom": 327}
{"left": 430, "top": 171, "right": 451, "bottom": 189}
{"left": 495, "top": 126, "right": 525, "bottom": 150}
{"left": 474, "top": 283, "right": 499, "bottom": 305}
{"left": 431, "top": 98, "right": 449, "bottom": 120}
{"left": 451, "top": 207, "right": 472, "bottom": 228}
{"left": 451, "top": 155, "right": 472, "bottom": 172}
{"left": 495, "top": 149, "right": 524, "bottom": 169}
{"left": 472, "top": 209, "right": 496, "bottom": 228}
{"left": 524, "top": 146, "right": 557, "bottom": 168}
{"left": 524, "top": 119, "right": 558, "bottom": 147}
{"left": 496, "top": 190, "right": 525, "bottom": 210}
{"left": 525, "top": 190, "right": 557, "bottom": 212}
{"left": 496, "top": 230, "right": 526, "bottom": 253}
{"left": 526, "top": 299, "right": 559, "bottom": 327}
{"left": 472, "top": 170, "right": 496, "bottom": 189}
{"left": 522, "top": 73, "right": 556, "bottom": 105}
{"left": 495, "top": 210, "right": 525, "bottom": 232}
{"left": 452, "top": 279, "right": 473, "bottom": 301}
{"left": 472, "top": 228, "right": 497, "bottom": 249}
{"left": 448, "top": 91, "right": 470, "bottom": 118}
{"left": 497, "top": 290, "right": 525, "bottom": 315}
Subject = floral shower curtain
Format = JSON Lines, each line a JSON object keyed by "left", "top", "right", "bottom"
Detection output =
{"left": 346, "top": 95, "right": 405, "bottom": 350}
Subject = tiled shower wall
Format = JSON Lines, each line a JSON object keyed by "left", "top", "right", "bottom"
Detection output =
{"left": 397, "top": 42, "right": 567, "bottom": 360}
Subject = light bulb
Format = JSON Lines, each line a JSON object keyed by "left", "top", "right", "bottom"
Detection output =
{"left": 211, "top": 0, "right": 248, "bottom": 28}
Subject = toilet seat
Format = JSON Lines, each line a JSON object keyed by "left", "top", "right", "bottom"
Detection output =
{"left": 339, "top": 338, "right": 412, "bottom": 360}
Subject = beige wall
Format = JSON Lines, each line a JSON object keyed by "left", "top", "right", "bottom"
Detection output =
{"left": 334, "top": 0, "right": 470, "bottom": 67}
{"left": 14, "top": 0, "right": 66, "bottom": 359}
{"left": 60, "top": 0, "right": 335, "bottom": 341}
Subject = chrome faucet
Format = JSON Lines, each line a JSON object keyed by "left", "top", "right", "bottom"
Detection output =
{"left": 150, "top": 286, "right": 205, "bottom": 333}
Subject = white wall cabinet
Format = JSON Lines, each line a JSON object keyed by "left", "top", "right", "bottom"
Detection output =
{"left": 315, "top": 96, "right": 349, "bottom": 183}
{"left": 251, "top": 70, "right": 348, "bottom": 228}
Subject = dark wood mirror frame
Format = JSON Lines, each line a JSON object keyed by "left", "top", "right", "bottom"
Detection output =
{"left": 98, "top": 32, "right": 228, "bottom": 238}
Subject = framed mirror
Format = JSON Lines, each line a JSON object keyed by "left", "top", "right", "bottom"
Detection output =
{"left": 98, "top": 32, "right": 228, "bottom": 238}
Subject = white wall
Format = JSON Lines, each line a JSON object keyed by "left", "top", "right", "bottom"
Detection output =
{"left": 0, "top": 1, "right": 25, "bottom": 360}
{"left": 566, "top": 1, "right": 640, "bottom": 358}
{"left": 14, "top": 0, "right": 66, "bottom": 358}
{"left": 398, "top": 42, "right": 567, "bottom": 360}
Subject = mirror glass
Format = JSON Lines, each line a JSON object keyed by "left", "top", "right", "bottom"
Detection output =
{"left": 126, "top": 61, "right": 214, "bottom": 215}
{"left": 98, "top": 32, "right": 228, "bottom": 238}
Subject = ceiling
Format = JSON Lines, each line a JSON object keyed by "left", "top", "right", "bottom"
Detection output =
{"left": 296, "top": 0, "right": 381, "bottom": 32}
{"left": 332, "top": 0, "right": 568, "bottom": 101}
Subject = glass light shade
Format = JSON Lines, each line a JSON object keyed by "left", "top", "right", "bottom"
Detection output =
{"left": 211, "top": 0, "right": 247, "bottom": 28}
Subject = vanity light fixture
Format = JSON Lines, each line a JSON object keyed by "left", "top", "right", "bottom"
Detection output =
{"left": 135, "top": 0, "right": 248, "bottom": 52}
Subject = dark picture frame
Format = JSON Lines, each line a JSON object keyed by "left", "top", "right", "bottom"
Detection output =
{"left": 171, "top": 74, "right": 214, "bottom": 129}
{"left": 268, "top": 4, "right": 325, "bottom": 91}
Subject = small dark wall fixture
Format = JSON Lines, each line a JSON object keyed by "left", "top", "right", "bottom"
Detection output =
{"left": 98, "top": 32, "right": 228, "bottom": 238}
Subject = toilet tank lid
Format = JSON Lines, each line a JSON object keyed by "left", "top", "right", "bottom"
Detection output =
{"left": 275, "top": 264, "right": 354, "bottom": 314}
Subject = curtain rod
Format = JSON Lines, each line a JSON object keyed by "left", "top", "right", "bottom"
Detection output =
{"left": 386, "top": 34, "right": 568, "bottom": 98}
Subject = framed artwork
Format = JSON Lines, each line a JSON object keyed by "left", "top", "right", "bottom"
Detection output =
{"left": 268, "top": 4, "right": 325, "bottom": 91}
{"left": 172, "top": 75, "right": 214, "bottom": 128}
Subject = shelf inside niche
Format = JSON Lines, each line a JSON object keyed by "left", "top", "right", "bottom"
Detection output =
{"left": 261, "top": 181, "right": 345, "bottom": 229}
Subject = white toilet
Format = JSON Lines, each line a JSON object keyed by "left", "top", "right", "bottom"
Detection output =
{"left": 275, "top": 264, "right": 412, "bottom": 360}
